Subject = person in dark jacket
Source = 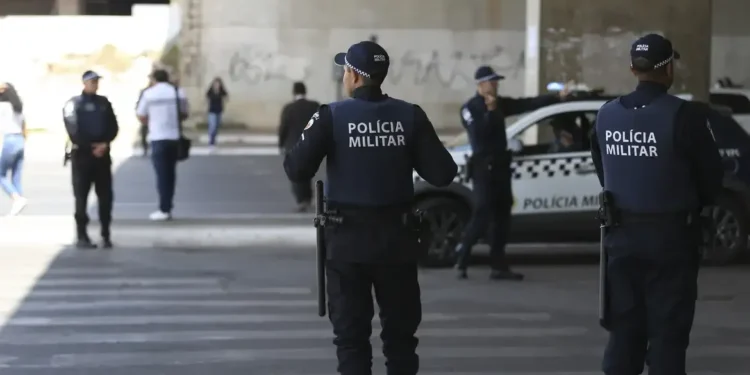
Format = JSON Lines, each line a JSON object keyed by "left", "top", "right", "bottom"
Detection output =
{"left": 278, "top": 81, "right": 320, "bottom": 211}
{"left": 590, "top": 34, "right": 723, "bottom": 375}
{"left": 455, "top": 66, "right": 570, "bottom": 280}
{"left": 283, "top": 40, "right": 457, "bottom": 375}
{"left": 62, "top": 70, "right": 119, "bottom": 248}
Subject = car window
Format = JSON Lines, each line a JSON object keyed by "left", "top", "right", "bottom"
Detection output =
{"left": 512, "top": 111, "right": 597, "bottom": 156}
{"left": 710, "top": 93, "right": 750, "bottom": 114}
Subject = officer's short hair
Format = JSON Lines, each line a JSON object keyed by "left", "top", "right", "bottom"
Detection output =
{"left": 151, "top": 69, "right": 170, "bottom": 83}
{"left": 632, "top": 57, "right": 668, "bottom": 76}
{"left": 293, "top": 82, "right": 306, "bottom": 95}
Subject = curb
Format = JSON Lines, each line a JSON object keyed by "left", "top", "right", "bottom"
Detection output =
{"left": 0, "top": 223, "right": 317, "bottom": 248}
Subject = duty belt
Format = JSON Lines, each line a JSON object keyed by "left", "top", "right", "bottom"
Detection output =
{"left": 316, "top": 209, "right": 422, "bottom": 228}
{"left": 618, "top": 211, "right": 694, "bottom": 226}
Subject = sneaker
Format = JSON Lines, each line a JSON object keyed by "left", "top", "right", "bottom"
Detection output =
{"left": 149, "top": 211, "right": 172, "bottom": 221}
{"left": 101, "top": 237, "right": 113, "bottom": 249}
{"left": 8, "top": 197, "right": 27, "bottom": 216}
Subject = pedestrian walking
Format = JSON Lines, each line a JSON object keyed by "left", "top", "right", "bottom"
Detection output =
{"left": 278, "top": 81, "right": 319, "bottom": 211}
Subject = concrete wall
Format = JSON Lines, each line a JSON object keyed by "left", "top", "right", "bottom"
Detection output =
{"left": 537, "top": 0, "right": 712, "bottom": 100}
{"left": 712, "top": 0, "right": 750, "bottom": 87}
{"left": 179, "top": 0, "right": 750, "bottom": 131}
{"left": 180, "top": 0, "right": 526, "bottom": 131}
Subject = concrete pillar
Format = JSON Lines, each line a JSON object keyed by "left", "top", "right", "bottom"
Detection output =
{"left": 56, "top": 0, "right": 80, "bottom": 14}
{"left": 528, "top": 0, "right": 712, "bottom": 101}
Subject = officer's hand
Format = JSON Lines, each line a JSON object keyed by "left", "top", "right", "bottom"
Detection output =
{"left": 483, "top": 93, "right": 498, "bottom": 111}
{"left": 559, "top": 80, "right": 575, "bottom": 99}
{"left": 92, "top": 143, "right": 108, "bottom": 157}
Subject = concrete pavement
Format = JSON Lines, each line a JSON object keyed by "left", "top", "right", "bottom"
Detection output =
{"left": 0, "top": 246, "right": 746, "bottom": 374}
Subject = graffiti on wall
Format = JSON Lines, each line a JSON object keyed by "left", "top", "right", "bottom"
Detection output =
{"left": 227, "top": 45, "right": 311, "bottom": 85}
{"left": 387, "top": 45, "right": 524, "bottom": 89}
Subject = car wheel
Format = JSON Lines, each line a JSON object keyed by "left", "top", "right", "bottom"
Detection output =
{"left": 702, "top": 192, "right": 749, "bottom": 266}
{"left": 415, "top": 196, "right": 470, "bottom": 268}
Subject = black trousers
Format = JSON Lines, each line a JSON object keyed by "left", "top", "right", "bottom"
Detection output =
{"left": 327, "top": 260, "right": 421, "bottom": 375}
{"left": 602, "top": 255, "right": 699, "bottom": 375}
{"left": 457, "top": 170, "right": 512, "bottom": 270}
{"left": 71, "top": 154, "right": 113, "bottom": 238}
{"left": 291, "top": 179, "right": 312, "bottom": 204}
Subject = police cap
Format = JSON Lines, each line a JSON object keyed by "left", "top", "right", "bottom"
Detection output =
{"left": 82, "top": 70, "right": 102, "bottom": 82}
{"left": 630, "top": 33, "right": 681, "bottom": 71}
{"left": 474, "top": 65, "right": 505, "bottom": 82}
{"left": 334, "top": 41, "right": 390, "bottom": 82}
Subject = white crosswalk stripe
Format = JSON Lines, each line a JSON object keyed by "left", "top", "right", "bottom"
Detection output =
{"left": 0, "top": 266, "right": 744, "bottom": 373}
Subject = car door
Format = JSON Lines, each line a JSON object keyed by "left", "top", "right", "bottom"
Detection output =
{"left": 508, "top": 110, "right": 602, "bottom": 243}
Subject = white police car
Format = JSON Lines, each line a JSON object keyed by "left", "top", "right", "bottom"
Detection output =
{"left": 413, "top": 98, "right": 750, "bottom": 268}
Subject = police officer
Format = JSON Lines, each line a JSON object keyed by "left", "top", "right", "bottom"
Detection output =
{"left": 455, "top": 66, "right": 570, "bottom": 280}
{"left": 590, "top": 34, "right": 723, "bottom": 375}
{"left": 283, "top": 41, "right": 457, "bottom": 375}
{"left": 63, "top": 70, "right": 119, "bottom": 249}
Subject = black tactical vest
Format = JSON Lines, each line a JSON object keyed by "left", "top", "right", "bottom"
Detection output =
{"left": 75, "top": 95, "right": 108, "bottom": 140}
{"left": 596, "top": 94, "right": 699, "bottom": 213}
{"left": 326, "top": 97, "right": 415, "bottom": 206}
{"left": 461, "top": 96, "right": 507, "bottom": 159}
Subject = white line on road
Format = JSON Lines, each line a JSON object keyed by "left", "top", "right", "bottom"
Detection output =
{"left": 15, "top": 345, "right": 750, "bottom": 368}
{"left": 5, "top": 312, "right": 552, "bottom": 326}
{"left": 0, "top": 327, "right": 589, "bottom": 345}
{"left": 10, "top": 299, "right": 319, "bottom": 311}
{"left": 0, "top": 287, "right": 313, "bottom": 299}
{"left": 17, "top": 277, "right": 223, "bottom": 288}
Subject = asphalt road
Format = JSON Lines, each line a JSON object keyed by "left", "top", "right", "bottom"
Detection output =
{"left": 0, "top": 152, "right": 319, "bottom": 220}
{"left": 0, "top": 246, "right": 746, "bottom": 374}
{"left": 0, "top": 149, "right": 747, "bottom": 373}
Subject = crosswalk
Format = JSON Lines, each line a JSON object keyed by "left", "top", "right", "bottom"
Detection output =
{"left": 0, "top": 255, "right": 746, "bottom": 374}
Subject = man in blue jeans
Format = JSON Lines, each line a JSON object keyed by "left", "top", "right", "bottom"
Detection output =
{"left": 136, "top": 70, "right": 189, "bottom": 221}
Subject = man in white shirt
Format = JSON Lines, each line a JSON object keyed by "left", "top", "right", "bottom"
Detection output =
{"left": 136, "top": 70, "right": 189, "bottom": 221}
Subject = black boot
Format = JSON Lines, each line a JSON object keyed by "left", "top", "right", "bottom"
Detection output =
{"left": 489, "top": 267, "right": 524, "bottom": 281}
{"left": 101, "top": 226, "right": 113, "bottom": 249}
{"left": 76, "top": 235, "right": 97, "bottom": 249}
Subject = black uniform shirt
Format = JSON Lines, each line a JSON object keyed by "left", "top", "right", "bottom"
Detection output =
{"left": 283, "top": 85, "right": 457, "bottom": 205}
{"left": 63, "top": 92, "right": 119, "bottom": 153}
{"left": 278, "top": 97, "right": 320, "bottom": 150}
{"left": 590, "top": 81, "right": 723, "bottom": 207}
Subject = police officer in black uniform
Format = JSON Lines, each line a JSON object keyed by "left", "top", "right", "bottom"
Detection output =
{"left": 283, "top": 41, "right": 457, "bottom": 375}
{"left": 455, "top": 66, "right": 570, "bottom": 280}
{"left": 63, "top": 70, "right": 119, "bottom": 249}
{"left": 590, "top": 34, "right": 723, "bottom": 375}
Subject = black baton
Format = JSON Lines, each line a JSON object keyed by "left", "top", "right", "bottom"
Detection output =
{"left": 598, "top": 223, "right": 609, "bottom": 329}
{"left": 314, "top": 180, "right": 327, "bottom": 317}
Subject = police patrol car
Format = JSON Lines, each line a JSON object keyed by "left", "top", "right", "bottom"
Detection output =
{"left": 413, "top": 92, "right": 750, "bottom": 268}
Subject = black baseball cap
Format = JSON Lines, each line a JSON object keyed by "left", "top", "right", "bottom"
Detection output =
{"left": 82, "top": 70, "right": 101, "bottom": 82}
{"left": 474, "top": 65, "right": 505, "bottom": 82}
{"left": 334, "top": 41, "right": 390, "bottom": 81}
{"left": 630, "top": 33, "right": 680, "bottom": 71}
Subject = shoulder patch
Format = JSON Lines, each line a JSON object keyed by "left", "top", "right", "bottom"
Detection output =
{"left": 461, "top": 107, "right": 473, "bottom": 124}
{"left": 304, "top": 111, "right": 319, "bottom": 130}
